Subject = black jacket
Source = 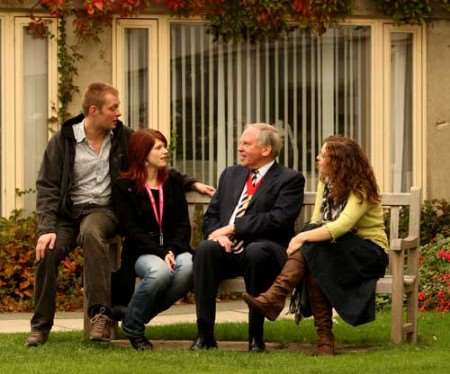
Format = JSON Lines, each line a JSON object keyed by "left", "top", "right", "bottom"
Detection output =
{"left": 203, "top": 163, "right": 305, "bottom": 266}
{"left": 36, "top": 114, "right": 132, "bottom": 235}
{"left": 112, "top": 169, "right": 192, "bottom": 260}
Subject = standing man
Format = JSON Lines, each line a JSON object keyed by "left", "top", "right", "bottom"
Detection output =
{"left": 191, "top": 123, "right": 305, "bottom": 352}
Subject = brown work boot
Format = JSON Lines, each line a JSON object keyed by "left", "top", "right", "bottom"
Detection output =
{"left": 306, "top": 274, "right": 335, "bottom": 356}
{"left": 25, "top": 330, "right": 49, "bottom": 347}
{"left": 89, "top": 312, "right": 112, "bottom": 342}
{"left": 243, "top": 250, "right": 306, "bottom": 321}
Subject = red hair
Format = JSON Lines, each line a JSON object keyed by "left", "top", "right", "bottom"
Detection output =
{"left": 120, "top": 129, "right": 168, "bottom": 191}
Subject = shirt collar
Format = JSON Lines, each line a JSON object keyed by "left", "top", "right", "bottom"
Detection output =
{"left": 252, "top": 160, "right": 275, "bottom": 179}
{"left": 73, "top": 120, "right": 86, "bottom": 143}
{"left": 73, "top": 119, "right": 113, "bottom": 143}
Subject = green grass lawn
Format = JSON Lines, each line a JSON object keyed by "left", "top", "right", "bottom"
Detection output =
{"left": 0, "top": 312, "right": 449, "bottom": 374}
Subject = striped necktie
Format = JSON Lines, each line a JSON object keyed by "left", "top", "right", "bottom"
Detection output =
{"left": 231, "top": 170, "right": 259, "bottom": 254}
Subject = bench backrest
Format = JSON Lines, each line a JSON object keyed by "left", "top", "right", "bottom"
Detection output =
{"left": 186, "top": 187, "right": 421, "bottom": 271}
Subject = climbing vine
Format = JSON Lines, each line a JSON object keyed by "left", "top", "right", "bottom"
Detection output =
{"left": 16, "top": 0, "right": 450, "bottom": 121}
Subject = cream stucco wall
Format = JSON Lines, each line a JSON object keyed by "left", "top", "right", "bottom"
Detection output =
{"left": 426, "top": 21, "right": 450, "bottom": 200}
{"left": 1, "top": 2, "right": 450, "bottom": 199}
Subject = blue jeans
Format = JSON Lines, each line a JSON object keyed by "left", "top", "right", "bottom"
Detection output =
{"left": 122, "top": 252, "right": 193, "bottom": 337}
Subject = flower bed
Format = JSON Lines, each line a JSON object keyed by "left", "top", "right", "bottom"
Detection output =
{"left": 418, "top": 235, "right": 450, "bottom": 312}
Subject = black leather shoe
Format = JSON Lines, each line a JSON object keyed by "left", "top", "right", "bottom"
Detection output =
{"left": 190, "top": 336, "right": 218, "bottom": 351}
{"left": 128, "top": 335, "right": 153, "bottom": 351}
{"left": 248, "top": 337, "right": 266, "bottom": 353}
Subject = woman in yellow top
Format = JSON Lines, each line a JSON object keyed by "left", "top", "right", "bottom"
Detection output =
{"left": 243, "top": 135, "right": 388, "bottom": 355}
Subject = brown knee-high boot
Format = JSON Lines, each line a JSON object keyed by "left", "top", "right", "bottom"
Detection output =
{"left": 242, "top": 250, "right": 306, "bottom": 321}
{"left": 306, "top": 273, "right": 335, "bottom": 355}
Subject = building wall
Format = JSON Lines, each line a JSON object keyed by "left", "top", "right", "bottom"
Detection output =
{"left": 426, "top": 20, "right": 450, "bottom": 200}
{"left": 1, "top": 2, "right": 450, "bottom": 200}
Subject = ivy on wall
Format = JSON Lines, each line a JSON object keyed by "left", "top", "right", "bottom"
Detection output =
{"left": 15, "top": 0, "right": 450, "bottom": 121}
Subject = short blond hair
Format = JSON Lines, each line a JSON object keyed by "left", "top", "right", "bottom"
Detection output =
{"left": 82, "top": 82, "right": 119, "bottom": 115}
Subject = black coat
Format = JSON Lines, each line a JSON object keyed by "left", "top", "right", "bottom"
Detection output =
{"left": 112, "top": 169, "right": 192, "bottom": 260}
{"left": 203, "top": 163, "right": 305, "bottom": 266}
{"left": 36, "top": 113, "right": 132, "bottom": 235}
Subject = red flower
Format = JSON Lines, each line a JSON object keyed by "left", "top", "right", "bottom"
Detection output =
{"left": 437, "top": 249, "right": 446, "bottom": 260}
{"left": 437, "top": 290, "right": 446, "bottom": 300}
{"left": 418, "top": 291, "right": 426, "bottom": 301}
{"left": 446, "top": 252, "right": 450, "bottom": 262}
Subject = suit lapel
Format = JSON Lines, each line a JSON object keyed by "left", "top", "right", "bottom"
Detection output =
{"left": 247, "top": 163, "right": 280, "bottom": 209}
{"left": 224, "top": 167, "right": 248, "bottom": 220}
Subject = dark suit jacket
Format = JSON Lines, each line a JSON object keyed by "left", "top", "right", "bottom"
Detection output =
{"left": 203, "top": 162, "right": 305, "bottom": 264}
{"left": 112, "top": 169, "right": 192, "bottom": 260}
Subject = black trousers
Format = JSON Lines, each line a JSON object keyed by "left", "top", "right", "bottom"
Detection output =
{"left": 193, "top": 239, "right": 285, "bottom": 341}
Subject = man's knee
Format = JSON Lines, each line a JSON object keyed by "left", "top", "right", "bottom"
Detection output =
{"left": 194, "top": 240, "right": 222, "bottom": 263}
{"left": 244, "top": 242, "right": 271, "bottom": 264}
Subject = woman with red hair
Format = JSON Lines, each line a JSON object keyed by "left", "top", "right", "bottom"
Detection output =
{"left": 243, "top": 135, "right": 388, "bottom": 355}
{"left": 112, "top": 129, "right": 193, "bottom": 350}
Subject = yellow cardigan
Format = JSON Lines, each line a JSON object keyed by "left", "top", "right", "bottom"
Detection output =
{"left": 310, "top": 181, "right": 389, "bottom": 250}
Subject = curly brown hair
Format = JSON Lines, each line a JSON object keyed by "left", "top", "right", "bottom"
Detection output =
{"left": 320, "top": 135, "right": 380, "bottom": 205}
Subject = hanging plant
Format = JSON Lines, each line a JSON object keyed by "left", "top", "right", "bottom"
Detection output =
{"left": 374, "top": 0, "right": 432, "bottom": 24}
{"left": 157, "top": 0, "right": 352, "bottom": 40}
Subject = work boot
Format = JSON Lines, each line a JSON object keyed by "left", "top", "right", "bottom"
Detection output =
{"left": 243, "top": 250, "right": 306, "bottom": 321}
{"left": 25, "top": 330, "right": 49, "bottom": 347}
{"left": 89, "top": 312, "right": 112, "bottom": 342}
{"left": 306, "top": 273, "right": 335, "bottom": 356}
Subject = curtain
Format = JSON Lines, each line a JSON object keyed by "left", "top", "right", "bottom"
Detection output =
{"left": 124, "top": 28, "right": 148, "bottom": 129}
{"left": 23, "top": 31, "right": 48, "bottom": 212}
{"left": 390, "top": 33, "right": 413, "bottom": 192}
{"left": 170, "top": 25, "right": 371, "bottom": 189}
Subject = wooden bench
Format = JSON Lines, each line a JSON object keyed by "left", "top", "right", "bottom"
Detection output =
{"left": 185, "top": 187, "right": 422, "bottom": 344}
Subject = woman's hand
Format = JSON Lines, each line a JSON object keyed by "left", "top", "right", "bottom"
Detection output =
{"left": 165, "top": 251, "right": 176, "bottom": 272}
{"left": 287, "top": 233, "right": 306, "bottom": 256}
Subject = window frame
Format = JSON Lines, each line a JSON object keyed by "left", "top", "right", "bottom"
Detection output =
{"left": 0, "top": 14, "right": 57, "bottom": 216}
{"left": 113, "top": 16, "right": 426, "bottom": 196}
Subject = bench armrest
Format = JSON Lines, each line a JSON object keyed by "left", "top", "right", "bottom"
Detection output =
{"left": 390, "top": 236, "right": 419, "bottom": 252}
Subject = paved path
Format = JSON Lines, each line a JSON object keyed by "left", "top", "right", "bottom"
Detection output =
{"left": 0, "top": 300, "right": 293, "bottom": 334}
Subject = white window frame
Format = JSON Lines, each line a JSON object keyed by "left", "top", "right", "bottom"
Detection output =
{"left": 113, "top": 16, "right": 426, "bottom": 196}
{"left": 113, "top": 18, "right": 159, "bottom": 129}
{"left": 0, "top": 14, "right": 57, "bottom": 216}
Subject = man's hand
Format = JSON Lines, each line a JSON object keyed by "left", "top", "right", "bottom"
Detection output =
{"left": 286, "top": 233, "right": 306, "bottom": 256}
{"left": 213, "top": 235, "right": 233, "bottom": 253}
{"left": 35, "top": 233, "right": 57, "bottom": 261}
{"left": 165, "top": 251, "right": 176, "bottom": 272}
{"left": 208, "top": 225, "right": 234, "bottom": 241}
{"left": 193, "top": 182, "right": 216, "bottom": 197}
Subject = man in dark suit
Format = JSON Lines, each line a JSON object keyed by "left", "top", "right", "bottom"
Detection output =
{"left": 191, "top": 123, "right": 305, "bottom": 352}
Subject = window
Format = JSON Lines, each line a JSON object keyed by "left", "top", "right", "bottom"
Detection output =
{"left": 114, "top": 19, "right": 158, "bottom": 130}
{"left": 0, "top": 15, "right": 57, "bottom": 215}
{"left": 169, "top": 24, "right": 371, "bottom": 188}
{"left": 115, "top": 18, "right": 425, "bottom": 194}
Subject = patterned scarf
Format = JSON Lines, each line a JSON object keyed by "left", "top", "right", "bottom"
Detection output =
{"left": 320, "top": 183, "right": 346, "bottom": 223}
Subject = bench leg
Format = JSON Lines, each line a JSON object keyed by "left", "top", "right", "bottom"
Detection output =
{"left": 390, "top": 251, "right": 404, "bottom": 344}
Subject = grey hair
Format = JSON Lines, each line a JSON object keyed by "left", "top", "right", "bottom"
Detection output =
{"left": 245, "top": 123, "right": 283, "bottom": 158}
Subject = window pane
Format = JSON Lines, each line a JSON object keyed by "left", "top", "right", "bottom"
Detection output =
{"left": 170, "top": 25, "right": 371, "bottom": 189}
{"left": 390, "top": 33, "right": 413, "bottom": 192}
{"left": 124, "top": 28, "right": 149, "bottom": 129}
{"left": 23, "top": 31, "right": 49, "bottom": 212}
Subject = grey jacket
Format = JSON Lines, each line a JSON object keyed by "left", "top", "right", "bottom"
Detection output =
{"left": 36, "top": 113, "right": 132, "bottom": 235}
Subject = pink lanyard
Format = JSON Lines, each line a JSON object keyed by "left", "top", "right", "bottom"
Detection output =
{"left": 145, "top": 182, "right": 164, "bottom": 246}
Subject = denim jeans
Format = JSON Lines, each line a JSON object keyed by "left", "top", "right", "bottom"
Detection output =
{"left": 122, "top": 252, "right": 193, "bottom": 337}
